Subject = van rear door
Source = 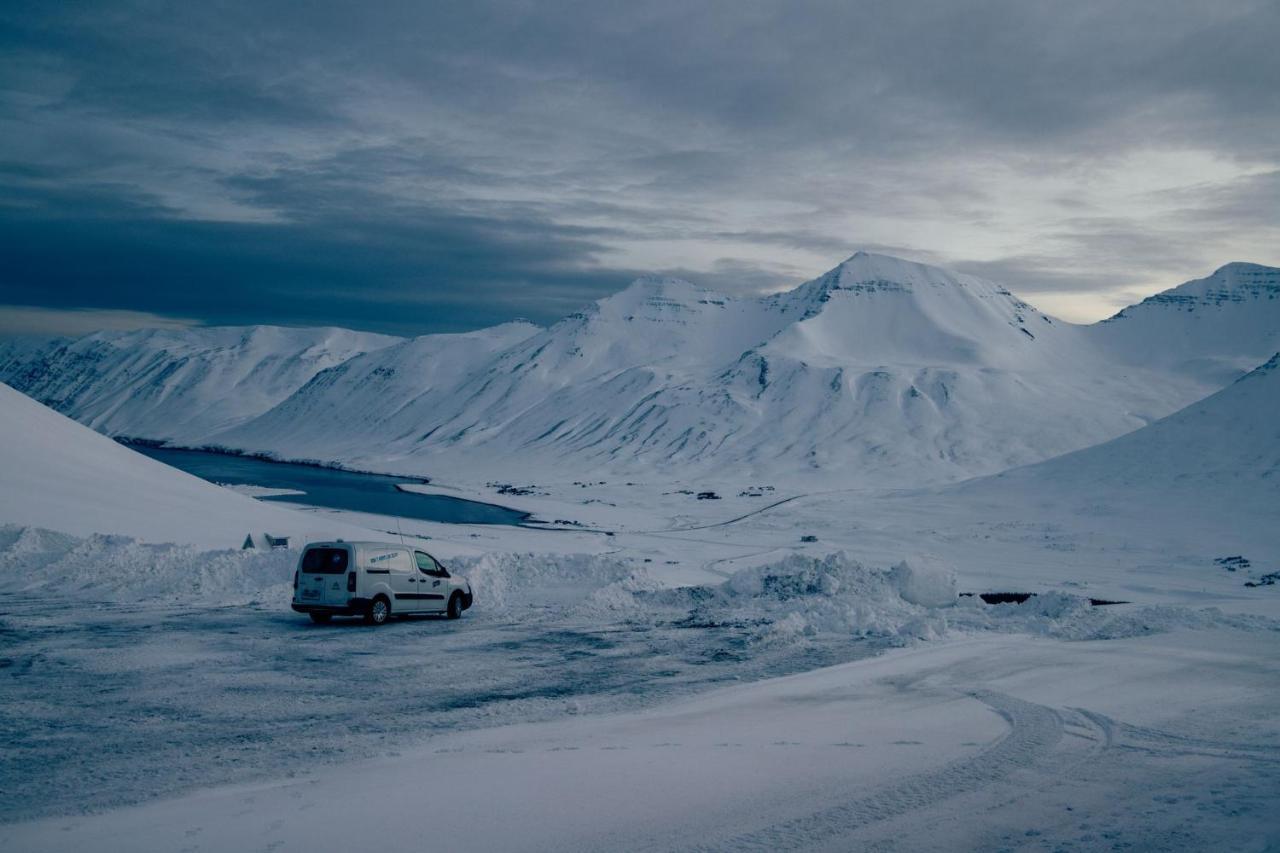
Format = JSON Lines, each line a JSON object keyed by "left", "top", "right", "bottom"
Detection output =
{"left": 300, "top": 546, "right": 351, "bottom": 607}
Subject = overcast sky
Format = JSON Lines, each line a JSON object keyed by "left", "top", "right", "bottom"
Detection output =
{"left": 1, "top": 0, "right": 1277, "bottom": 336}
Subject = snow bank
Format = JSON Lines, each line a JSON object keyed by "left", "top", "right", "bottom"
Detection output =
{"left": 0, "top": 525, "right": 295, "bottom": 605}
{"left": 454, "top": 551, "right": 658, "bottom": 612}
{"left": 967, "top": 594, "right": 1278, "bottom": 641}
{"left": 460, "top": 550, "right": 960, "bottom": 641}
{"left": 463, "top": 549, "right": 1276, "bottom": 644}
{"left": 2, "top": 530, "right": 1271, "bottom": 644}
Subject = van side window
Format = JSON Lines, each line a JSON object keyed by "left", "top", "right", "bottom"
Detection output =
{"left": 414, "top": 552, "right": 437, "bottom": 574}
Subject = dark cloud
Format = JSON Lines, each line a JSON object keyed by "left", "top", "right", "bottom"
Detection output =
{"left": 1, "top": 0, "right": 1277, "bottom": 335}
{"left": 0, "top": 165, "right": 634, "bottom": 334}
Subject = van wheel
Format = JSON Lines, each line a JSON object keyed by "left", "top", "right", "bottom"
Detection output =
{"left": 365, "top": 596, "right": 391, "bottom": 626}
{"left": 447, "top": 593, "right": 463, "bottom": 620}
{"left": 309, "top": 612, "right": 332, "bottom": 624}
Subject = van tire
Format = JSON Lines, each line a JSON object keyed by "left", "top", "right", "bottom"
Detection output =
{"left": 309, "top": 612, "right": 332, "bottom": 624}
{"left": 365, "top": 596, "right": 391, "bottom": 626}
{"left": 447, "top": 593, "right": 463, "bottom": 620}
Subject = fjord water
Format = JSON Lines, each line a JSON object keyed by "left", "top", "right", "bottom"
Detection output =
{"left": 134, "top": 446, "right": 530, "bottom": 526}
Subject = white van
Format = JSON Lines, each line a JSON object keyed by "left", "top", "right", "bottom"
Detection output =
{"left": 291, "top": 541, "right": 473, "bottom": 625}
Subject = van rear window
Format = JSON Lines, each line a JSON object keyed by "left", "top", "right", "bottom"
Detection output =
{"left": 301, "top": 548, "right": 349, "bottom": 574}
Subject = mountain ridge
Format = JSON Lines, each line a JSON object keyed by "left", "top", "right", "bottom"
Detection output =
{"left": 3, "top": 253, "right": 1275, "bottom": 486}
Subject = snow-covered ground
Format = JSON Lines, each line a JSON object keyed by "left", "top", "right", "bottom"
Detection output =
{"left": 2, "top": 586, "right": 1276, "bottom": 852}
{"left": 2, "top": 496, "right": 1278, "bottom": 849}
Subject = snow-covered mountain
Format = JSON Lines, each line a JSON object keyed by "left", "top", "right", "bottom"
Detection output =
{"left": 0, "top": 325, "right": 400, "bottom": 443}
{"left": 0, "top": 382, "right": 366, "bottom": 547}
{"left": 4, "top": 252, "right": 1273, "bottom": 486}
{"left": 1087, "top": 262, "right": 1280, "bottom": 387}
{"left": 215, "top": 321, "right": 540, "bottom": 458}
{"left": 211, "top": 253, "right": 1207, "bottom": 483}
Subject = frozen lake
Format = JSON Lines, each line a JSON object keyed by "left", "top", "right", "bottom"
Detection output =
{"left": 133, "top": 446, "right": 531, "bottom": 526}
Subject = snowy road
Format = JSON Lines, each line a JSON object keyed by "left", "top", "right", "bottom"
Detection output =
{"left": 0, "top": 593, "right": 888, "bottom": 824}
{"left": 4, "top": 630, "right": 1278, "bottom": 852}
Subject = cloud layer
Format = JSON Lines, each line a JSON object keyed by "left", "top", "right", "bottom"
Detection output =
{"left": 2, "top": 0, "right": 1277, "bottom": 334}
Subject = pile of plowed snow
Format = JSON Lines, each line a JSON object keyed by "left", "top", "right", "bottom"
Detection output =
{"left": 453, "top": 550, "right": 1275, "bottom": 642}
{"left": 603, "top": 554, "right": 959, "bottom": 643}
{"left": 0, "top": 525, "right": 296, "bottom": 605}
{"left": 3, "top": 528, "right": 1270, "bottom": 641}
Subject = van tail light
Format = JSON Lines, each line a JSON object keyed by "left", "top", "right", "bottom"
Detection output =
{"left": 347, "top": 572, "right": 357, "bottom": 592}
{"left": 293, "top": 570, "right": 298, "bottom": 590}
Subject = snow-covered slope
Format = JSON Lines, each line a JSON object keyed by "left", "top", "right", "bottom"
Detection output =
{"left": 965, "top": 351, "right": 1280, "bottom": 500}
{"left": 0, "top": 325, "right": 401, "bottom": 443}
{"left": 0, "top": 382, "right": 363, "bottom": 548}
{"left": 1088, "top": 262, "right": 1280, "bottom": 387}
{"left": 214, "top": 253, "right": 1203, "bottom": 484}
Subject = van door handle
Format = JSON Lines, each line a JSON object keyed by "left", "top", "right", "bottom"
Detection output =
{"left": 407, "top": 578, "right": 417, "bottom": 582}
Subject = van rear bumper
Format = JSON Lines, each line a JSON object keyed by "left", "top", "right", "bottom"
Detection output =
{"left": 292, "top": 598, "right": 370, "bottom": 616}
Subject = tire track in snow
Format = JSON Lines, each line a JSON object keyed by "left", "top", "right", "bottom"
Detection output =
{"left": 678, "top": 691, "right": 1070, "bottom": 852}
{"left": 1073, "top": 707, "right": 1280, "bottom": 764}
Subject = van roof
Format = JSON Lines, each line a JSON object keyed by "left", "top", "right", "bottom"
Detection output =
{"left": 304, "top": 540, "right": 414, "bottom": 550}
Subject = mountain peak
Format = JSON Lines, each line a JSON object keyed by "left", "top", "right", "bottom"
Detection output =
{"left": 1211, "top": 261, "right": 1273, "bottom": 277}
{"left": 622, "top": 275, "right": 703, "bottom": 294}
{"left": 828, "top": 251, "right": 975, "bottom": 288}
{"left": 785, "top": 252, "right": 993, "bottom": 315}
{"left": 593, "top": 275, "right": 724, "bottom": 318}
{"left": 1111, "top": 261, "right": 1280, "bottom": 315}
